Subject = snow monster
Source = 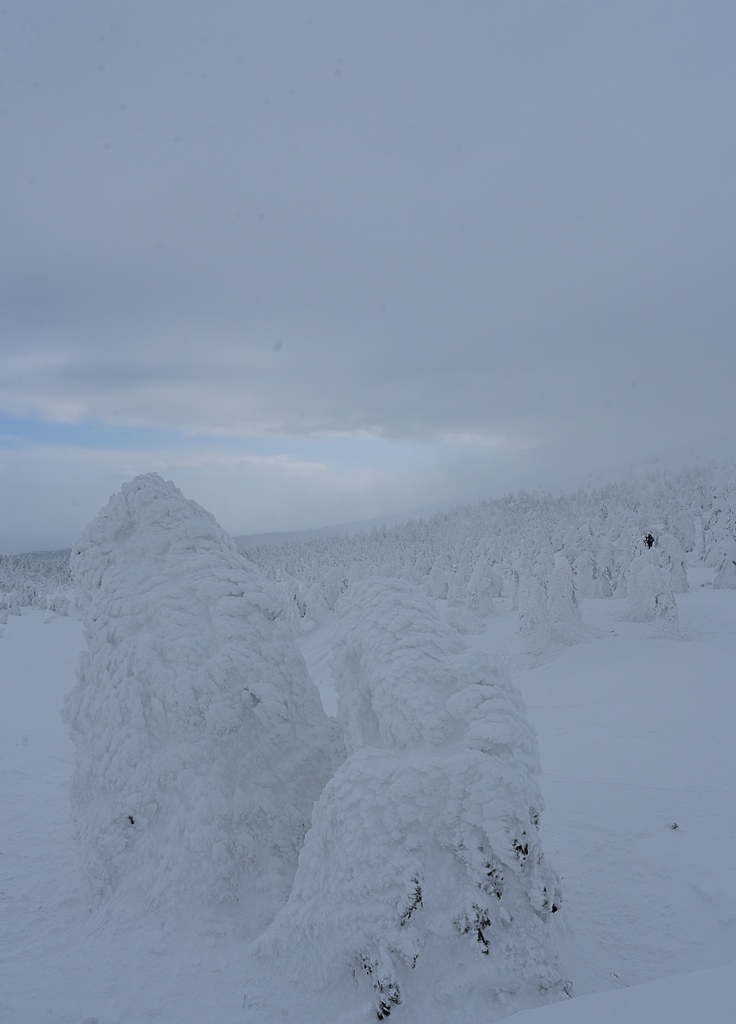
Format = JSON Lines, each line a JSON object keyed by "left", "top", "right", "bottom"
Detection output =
{"left": 64, "top": 474, "right": 339, "bottom": 931}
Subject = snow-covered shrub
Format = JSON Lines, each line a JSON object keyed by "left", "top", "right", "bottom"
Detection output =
{"left": 255, "top": 579, "right": 566, "bottom": 1018}
{"left": 624, "top": 564, "right": 680, "bottom": 636}
{"left": 323, "top": 572, "right": 349, "bottom": 611}
{"left": 655, "top": 533, "right": 689, "bottom": 593}
{"left": 64, "top": 473, "right": 340, "bottom": 924}
{"left": 465, "top": 544, "right": 496, "bottom": 617}
{"left": 44, "top": 593, "right": 71, "bottom": 616}
{"left": 547, "top": 558, "right": 584, "bottom": 644}
{"left": 547, "top": 558, "right": 581, "bottom": 625}
{"left": 704, "top": 490, "right": 736, "bottom": 589}
{"left": 443, "top": 603, "right": 486, "bottom": 635}
{"left": 422, "top": 562, "right": 445, "bottom": 600}
{"left": 713, "top": 544, "right": 736, "bottom": 589}
{"left": 703, "top": 486, "right": 736, "bottom": 567}
{"left": 517, "top": 573, "right": 551, "bottom": 657}
{"left": 272, "top": 578, "right": 310, "bottom": 633}
{"left": 569, "top": 522, "right": 608, "bottom": 598}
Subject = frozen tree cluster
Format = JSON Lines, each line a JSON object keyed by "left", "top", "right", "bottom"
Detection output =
{"left": 245, "top": 463, "right": 736, "bottom": 632}
{"left": 51, "top": 462, "right": 736, "bottom": 1020}
{"left": 256, "top": 579, "right": 567, "bottom": 1019}
{"left": 0, "top": 552, "right": 72, "bottom": 615}
{"left": 64, "top": 474, "right": 339, "bottom": 927}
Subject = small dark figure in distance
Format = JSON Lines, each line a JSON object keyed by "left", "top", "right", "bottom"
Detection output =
{"left": 644, "top": 533, "right": 655, "bottom": 549}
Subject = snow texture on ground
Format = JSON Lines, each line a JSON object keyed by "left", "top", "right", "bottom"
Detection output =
{"left": 1, "top": 568, "right": 735, "bottom": 1022}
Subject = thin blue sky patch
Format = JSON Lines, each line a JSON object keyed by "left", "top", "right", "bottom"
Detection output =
{"left": 0, "top": 415, "right": 190, "bottom": 452}
{"left": 0, "top": 414, "right": 428, "bottom": 472}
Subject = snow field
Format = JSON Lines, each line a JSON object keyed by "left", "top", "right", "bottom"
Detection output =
{"left": 2, "top": 576, "right": 735, "bottom": 1021}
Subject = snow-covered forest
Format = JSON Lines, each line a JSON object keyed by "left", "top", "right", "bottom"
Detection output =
{"left": 242, "top": 462, "right": 736, "bottom": 632}
{"left": 2, "top": 462, "right": 735, "bottom": 1023}
{"left": 0, "top": 552, "right": 72, "bottom": 618}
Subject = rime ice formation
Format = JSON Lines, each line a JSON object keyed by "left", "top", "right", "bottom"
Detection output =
{"left": 256, "top": 579, "right": 566, "bottom": 1019}
{"left": 712, "top": 529, "right": 736, "bottom": 589}
{"left": 624, "top": 562, "right": 680, "bottom": 636}
{"left": 517, "top": 573, "right": 552, "bottom": 657}
{"left": 655, "top": 533, "right": 690, "bottom": 593}
{"left": 547, "top": 558, "right": 585, "bottom": 645}
{"left": 714, "top": 552, "right": 736, "bottom": 588}
{"left": 64, "top": 474, "right": 339, "bottom": 925}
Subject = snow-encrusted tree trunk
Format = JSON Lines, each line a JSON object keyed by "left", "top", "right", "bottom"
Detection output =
{"left": 64, "top": 474, "right": 339, "bottom": 925}
{"left": 254, "top": 579, "right": 566, "bottom": 1019}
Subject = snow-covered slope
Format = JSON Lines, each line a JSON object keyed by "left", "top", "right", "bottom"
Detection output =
{"left": 507, "top": 960, "right": 735, "bottom": 1024}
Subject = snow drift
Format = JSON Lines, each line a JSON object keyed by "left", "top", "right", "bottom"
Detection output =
{"left": 64, "top": 473, "right": 339, "bottom": 927}
{"left": 255, "top": 579, "right": 567, "bottom": 1019}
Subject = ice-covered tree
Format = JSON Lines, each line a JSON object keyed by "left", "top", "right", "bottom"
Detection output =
{"left": 465, "top": 540, "right": 498, "bottom": 618}
{"left": 654, "top": 532, "right": 689, "bottom": 593}
{"left": 254, "top": 579, "right": 566, "bottom": 1019}
{"left": 703, "top": 485, "right": 736, "bottom": 566}
{"left": 568, "top": 520, "right": 608, "bottom": 598}
{"left": 624, "top": 563, "right": 680, "bottom": 636}
{"left": 517, "top": 572, "right": 551, "bottom": 657}
{"left": 64, "top": 474, "right": 339, "bottom": 926}
{"left": 713, "top": 537, "right": 736, "bottom": 589}
{"left": 547, "top": 557, "right": 584, "bottom": 644}
{"left": 243, "top": 462, "right": 736, "bottom": 613}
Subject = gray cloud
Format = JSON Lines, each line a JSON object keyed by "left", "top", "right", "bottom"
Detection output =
{"left": 1, "top": 0, "right": 735, "bottom": 547}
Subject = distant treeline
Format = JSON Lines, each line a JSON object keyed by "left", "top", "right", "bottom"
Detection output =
{"left": 0, "top": 552, "right": 73, "bottom": 615}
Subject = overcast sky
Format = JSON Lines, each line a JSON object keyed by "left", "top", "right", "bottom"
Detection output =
{"left": 1, "top": 0, "right": 735, "bottom": 552}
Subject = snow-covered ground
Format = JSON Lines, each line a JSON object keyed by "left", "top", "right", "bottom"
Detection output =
{"left": 1, "top": 567, "right": 735, "bottom": 1022}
